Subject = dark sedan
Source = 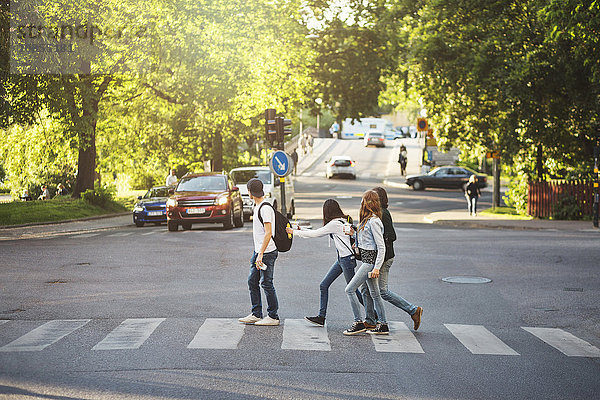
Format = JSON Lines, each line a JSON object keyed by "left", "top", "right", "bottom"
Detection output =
{"left": 133, "top": 186, "right": 170, "bottom": 227}
{"left": 406, "top": 166, "right": 488, "bottom": 191}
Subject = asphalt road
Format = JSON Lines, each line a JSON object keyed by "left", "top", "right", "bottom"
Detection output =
{"left": 0, "top": 139, "right": 598, "bottom": 400}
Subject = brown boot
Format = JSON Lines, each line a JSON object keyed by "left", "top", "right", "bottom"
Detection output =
{"left": 411, "top": 307, "right": 423, "bottom": 331}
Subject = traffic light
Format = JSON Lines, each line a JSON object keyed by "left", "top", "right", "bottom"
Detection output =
{"left": 264, "top": 108, "right": 276, "bottom": 146}
{"left": 275, "top": 117, "right": 292, "bottom": 149}
{"left": 417, "top": 118, "right": 428, "bottom": 132}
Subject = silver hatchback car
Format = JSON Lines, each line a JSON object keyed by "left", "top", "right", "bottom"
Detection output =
{"left": 325, "top": 156, "right": 357, "bottom": 179}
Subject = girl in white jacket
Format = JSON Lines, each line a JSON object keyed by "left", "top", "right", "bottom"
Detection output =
{"left": 286, "top": 199, "right": 376, "bottom": 327}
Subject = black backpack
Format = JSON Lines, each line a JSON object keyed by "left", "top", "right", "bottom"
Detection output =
{"left": 257, "top": 202, "right": 293, "bottom": 252}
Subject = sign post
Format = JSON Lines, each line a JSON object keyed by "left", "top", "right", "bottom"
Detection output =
{"left": 486, "top": 150, "right": 501, "bottom": 209}
{"left": 269, "top": 150, "right": 294, "bottom": 217}
{"left": 593, "top": 127, "right": 599, "bottom": 228}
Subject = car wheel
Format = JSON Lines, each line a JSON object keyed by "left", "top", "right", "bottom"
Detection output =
{"left": 223, "top": 206, "right": 234, "bottom": 229}
{"left": 234, "top": 204, "right": 244, "bottom": 228}
{"left": 412, "top": 180, "right": 424, "bottom": 191}
{"left": 182, "top": 223, "right": 192, "bottom": 230}
{"left": 135, "top": 220, "right": 144, "bottom": 227}
{"left": 167, "top": 221, "right": 178, "bottom": 231}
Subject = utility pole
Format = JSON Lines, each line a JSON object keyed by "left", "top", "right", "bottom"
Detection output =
{"left": 593, "top": 126, "right": 599, "bottom": 228}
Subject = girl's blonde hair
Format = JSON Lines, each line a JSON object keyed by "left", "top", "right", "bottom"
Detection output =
{"left": 469, "top": 174, "right": 478, "bottom": 183}
{"left": 358, "top": 190, "right": 382, "bottom": 231}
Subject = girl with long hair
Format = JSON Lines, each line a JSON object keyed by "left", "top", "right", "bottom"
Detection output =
{"left": 343, "top": 190, "right": 389, "bottom": 335}
{"left": 286, "top": 199, "right": 376, "bottom": 327}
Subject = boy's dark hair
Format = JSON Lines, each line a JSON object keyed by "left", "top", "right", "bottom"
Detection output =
{"left": 322, "top": 199, "right": 352, "bottom": 226}
{"left": 372, "top": 187, "right": 388, "bottom": 208}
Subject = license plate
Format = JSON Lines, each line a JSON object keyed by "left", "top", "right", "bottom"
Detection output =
{"left": 186, "top": 208, "right": 205, "bottom": 214}
{"left": 147, "top": 211, "right": 163, "bottom": 216}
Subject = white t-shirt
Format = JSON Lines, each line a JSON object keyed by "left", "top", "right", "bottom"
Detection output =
{"left": 166, "top": 174, "right": 177, "bottom": 186}
{"left": 252, "top": 200, "right": 277, "bottom": 253}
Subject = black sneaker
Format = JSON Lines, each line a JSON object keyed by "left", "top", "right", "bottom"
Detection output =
{"left": 367, "top": 323, "right": 390, "bottom": 335}
{"left": 305, "top": 316, "right": 325, "bottom": 326}
{"left": 343, "top": 322, "right": 367, "bottom": 335}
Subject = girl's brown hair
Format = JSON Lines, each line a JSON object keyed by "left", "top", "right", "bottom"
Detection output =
{"left": 358, "top": 190, "right": 382, "bottom": 231}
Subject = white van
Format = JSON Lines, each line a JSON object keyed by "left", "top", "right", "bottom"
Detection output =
{"left": 341, "top": 118, "right": 396, "bottom": 140}
{"left": 229, "top": 166, "right": 295, "bottom": 220}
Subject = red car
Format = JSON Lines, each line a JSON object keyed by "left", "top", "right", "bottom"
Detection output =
{"left": 166, "top": 172, "right": 244, "bottom": 231}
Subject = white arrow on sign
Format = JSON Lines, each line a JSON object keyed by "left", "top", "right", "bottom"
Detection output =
{"left": 275, "top": 156, "right": 285, "bottom": 171}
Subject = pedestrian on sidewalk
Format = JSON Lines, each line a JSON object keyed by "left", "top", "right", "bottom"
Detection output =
{"left": 38, "top": 185, "right": 50, "bottom": 200}
{"left": 398, "top": 144, "right": 407, "bottom": 176}
{"left": 343, "top": 190, "right": 389, "bottom": 335}
{"left": 465, "top": 175, "right": 482, "bottom": 216}
{"left": 290, "top": 148, "right": 298, "bottom": 175}
{"left": 239, "top": 178, "right": 280, "bottom": 326}
{"left": 166, "top": 168, "right": 177, "bottom": 187}
{"left": 285, "top": 199, "right": 376, "bottom": 327}
{"left": 372, "top": 187, "right": 423, "bottom": 331}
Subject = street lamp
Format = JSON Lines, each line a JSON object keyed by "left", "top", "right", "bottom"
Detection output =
{"left": 315, "top": 97, "right": 322, "bottom": 137}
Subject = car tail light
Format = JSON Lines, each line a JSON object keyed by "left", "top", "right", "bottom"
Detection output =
{"left": 350, "top": 161, "right": 355, "bottom": 167}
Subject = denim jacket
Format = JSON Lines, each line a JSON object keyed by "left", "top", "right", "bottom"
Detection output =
{"left": 357, "top": 217, "right": 386, "bottom": 270}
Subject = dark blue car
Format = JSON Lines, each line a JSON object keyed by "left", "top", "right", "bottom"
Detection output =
{"left": 133, "top": 186, "right": 170, "bottom": 227}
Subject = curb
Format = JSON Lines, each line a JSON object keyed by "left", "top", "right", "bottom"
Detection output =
{"left": 383, "top": 179, "right": 409, "bottom": 189}
{"left": 0, "top": 212, "right": 130, "bottom": 230}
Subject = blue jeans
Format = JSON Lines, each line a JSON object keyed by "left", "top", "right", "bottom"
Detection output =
{"left": 318, "top": 255, "right": 376, "bottom": 324}
{"left": 248, "top": 251, "right": 279, "bottom": 319}
{"left": 379, "top": 258, "right": 417, "bottom": 315}
{"left": 345, "top": 262, "right": 387, "bottom": 324}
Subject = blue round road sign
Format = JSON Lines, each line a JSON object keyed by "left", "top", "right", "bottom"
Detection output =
{"left": 270, "top": 151, "right": 293, "bottom": 177}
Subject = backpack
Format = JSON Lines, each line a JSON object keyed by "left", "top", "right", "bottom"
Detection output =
{"left": 257, "top": 202, "right": 293, "bottom": 252}
{"left": 329, "top": 219, "right": 361, "bottom": 260}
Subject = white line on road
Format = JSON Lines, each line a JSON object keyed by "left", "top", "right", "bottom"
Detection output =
{"left": 0, "top": 320, "right": 90, "bottom": 352}
{"left": 188, "top": 318, "right": 245, "bottom": 349}
{"left": 93, "top": 318, "right": 165, "bottom": 350}
{"left": 71, "top": 233, "right": 101, "bottom": 238}
{"left": 371, "top": 321, "right": 424, "bottom": 353}
{"left": 0, "top": 320, "right": 8, "bottom": 326}
{"left": 445, "top": 324, "right": 519, "bottom": 355}
{"left": 141, "top": 231, "right": 158, "bottom": 236}
{"left": 522, "top": 327, "right": 600, "bottom": 357}
{"left": 281, "top": 319, "right": 331, "bottom": 351}
{"left": 106, "top": 232, "right": 134, "bottom": 237}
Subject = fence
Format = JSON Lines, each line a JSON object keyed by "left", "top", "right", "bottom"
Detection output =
{"left": 528, "top": 180, "right": 595, "bottom": 218}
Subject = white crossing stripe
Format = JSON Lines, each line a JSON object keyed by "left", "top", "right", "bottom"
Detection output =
{"left": 92, "top": 318, "right": 165, "bottom": 350}
{"left": 371, "top": 321, "right": 424, "bottom": 353}
{"left": 522, "top": 327, "right": 600, "bottom": 357}
{"left": 188, "top": 318, "right": 245, "bottom": 349}
{"left": 106, "top": 232, "right": 133, "bottom": 237}
{"left": 141, "top": 231, "right": 158, "bottom": 236}
{"left": 72, "top": 233, "right": 101, "bottom": 238}
{"left": 0, "top": 320, "right": 90, "bottom": 352}
{"left": 0, "top": 320, "right": 9, "bottom": 325}
{"left": 281, "top": 319, "right": 330, "bottom": 351}
{"left": 445, "top": 324, "right": 519, "bottom": 355}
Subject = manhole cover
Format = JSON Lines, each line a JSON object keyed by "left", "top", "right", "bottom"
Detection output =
{"left": 442, "top": 276, "right": 492, "bottom": 284}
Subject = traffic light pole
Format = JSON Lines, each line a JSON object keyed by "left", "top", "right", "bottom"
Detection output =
{"left": 279, "top": 177, "right": 286, "bottom": 217}
{"left": 593, "top": 130, "right": 599, "bottom": 228}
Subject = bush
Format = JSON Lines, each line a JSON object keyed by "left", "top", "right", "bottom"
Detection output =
{"left": 552, "top": 193, "right": 582, "bottom": 220}
{"left": 504, "top": 174, "right": 529, "bottom": 215}
{"left": 80, "top": 184, "right": 116, "bottom": 207}
{"left": 130, "top": 171, "right": 161, "bottom": 190}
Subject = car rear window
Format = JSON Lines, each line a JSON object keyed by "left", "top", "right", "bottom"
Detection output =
{"left": 145, "top": 187, "right": 169, "bottom": 198}
{"left": 230, "top": 170, "right": 272, "bottom": 185}
{"left": 177, "top": 176, "right": 227, "bottom": 191}
{"left": 333, "top": 159, "right": 352, "bottom": 167}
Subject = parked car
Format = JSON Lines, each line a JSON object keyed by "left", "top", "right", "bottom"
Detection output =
{"left": 364, "top": 131, "right": 386, "bottom": 147}
{"left": 325, "top": 156, "right": 356, "bottom": 179}
{"left": 132, "top": 185, "right": 170, "bottom": 227}
{"left": 406, "top": 166, "right": 488, "bottom": 191}
{"left": 229, "top": 166, "right": 295, "bottom": 220}
{"left": 166, "top": 172, "right": 244, "bottom": 231}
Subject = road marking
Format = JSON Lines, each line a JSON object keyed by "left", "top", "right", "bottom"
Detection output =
{"left": 445, "top": 324, "right": 519, "bottom": 355}
{"left": 0, "top": 320, "right": 8, "bottom": 326}
{"left": 0, "top": 320, "right": 90, "bottom": 352}
{"left": 106, "top": 232, "right": 134, "bottom": 237}
{"left": 93, "top": 318, "right": 165, "bottom": 350}
{"left": 71, "top": 233, "right": 101, "bottom": 238}
{"left": 141, "top": 231, "right": 158, "bottom": 236}
{"left": 188, "top": 318, "right": 245, "bottom": 349}
{"left": 281, "top": 319, "right": 330, "bottom": 351}
{"left": 371, "top": 321, "right": 424, "bottom": 353}
{"left": 394, "top": 227, "right": 418, "bottom": 232}
{"left": 362, "top": 172, "right": 372, "bottom": 178}
{"left": 522, "top": 327, "right": 600, "bottom": 357}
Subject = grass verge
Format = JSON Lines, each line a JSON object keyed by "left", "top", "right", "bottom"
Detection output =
{"left": 480, "top": 206, "right": 533, "bottom": 220}
{"left": 0, "top": 197, "right": 128, "bottom": 227}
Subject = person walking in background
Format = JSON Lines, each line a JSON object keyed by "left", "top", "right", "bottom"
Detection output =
{"left": 465, "top": 174, "right": 482, "bottom": 216}
{"left": 298, "top": 134, "right": 307, "bottom": 155}
{"left": 307, "top": 134, "right": 314, "bottom": 154}
{"left": 239, "top": 178, "right": 280, "bottom": 326}
{"left": 55, "top": 183, "right": 68, "bottom": 197}
{"left": 38, "top": 185, "right": 50, "bottom": 200}
{"left": 343, "top": 190, "right": 389, "bottom": 335}
{"left": 285, "top": 199, "right": 376, "bottom": 327}
{"left": 398, "top": 144, "right": 408, "bottom": 176}
{"left": 166, "top": 168, "right": 178, "bottom": 187}
{"left": 290, "top": 148, "right": 299, "bottom": 175}
{"left": 372, "top": 187, "right": 423, "bottom": 331}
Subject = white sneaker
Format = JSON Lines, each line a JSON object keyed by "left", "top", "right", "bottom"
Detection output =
{"left": 254, "top": 316, "right": 280, "bottom": 326}
{"left": 239, "top": 314, "right": 261, "bottom": 324}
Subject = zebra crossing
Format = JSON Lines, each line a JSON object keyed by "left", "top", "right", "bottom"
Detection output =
{"left": 1, "top": 318, "right": 599, "bottom": 357}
